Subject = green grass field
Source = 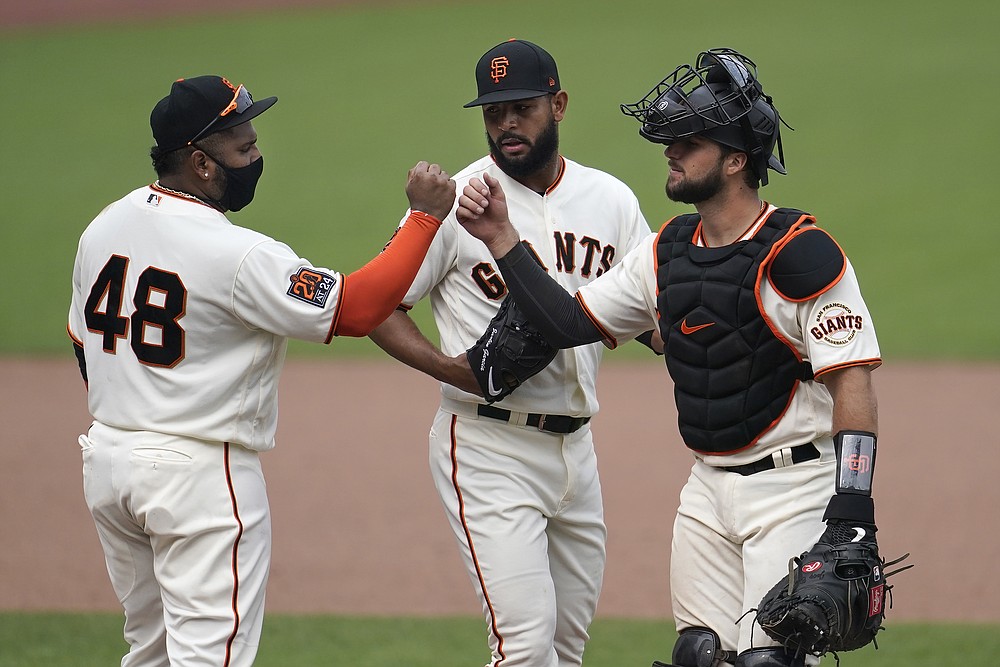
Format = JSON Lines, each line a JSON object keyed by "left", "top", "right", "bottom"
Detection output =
{"left": 2, "top": 612, "right": 997, "bottom": 666}
{"left": 0, "top": 0, "right": 997, "bottom": 360}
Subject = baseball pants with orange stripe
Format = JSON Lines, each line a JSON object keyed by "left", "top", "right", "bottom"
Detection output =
{"left": 429, "top": 405, "right": 607, "bottom": 667}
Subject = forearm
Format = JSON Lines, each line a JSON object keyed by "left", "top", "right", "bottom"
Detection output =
{"left": 494, "top": 242, "right": 603, "bottom": 349}
{"left": 369, "top": 309, "right": 478, "bottom": 392}
{"left": 335, "top": 211, "right": 441, "bottom": 337}
{"left": 823, "top": 365, "right": 878, "bottom": 434}
{"left": 821, "top": 365, "right": 879, "bottom": 525}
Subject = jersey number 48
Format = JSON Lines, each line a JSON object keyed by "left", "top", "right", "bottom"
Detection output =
{"left": 84, "top": 255, "right": 186, "bottom": 368}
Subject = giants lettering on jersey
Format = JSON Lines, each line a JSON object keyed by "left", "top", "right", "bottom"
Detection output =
{"left": 553, "top": 232, "right": 615, "bottom": 278}
{"left": 811, "top": 302, "right": 864, "bottom": 346}
{"left": 287, "top": 268, "right": 335, "bottom": 308}
{"left": 471, "top": 233, "right": 616, "bottom": 299}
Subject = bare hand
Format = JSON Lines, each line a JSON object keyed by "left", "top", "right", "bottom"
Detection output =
{"left": 456, "top": 173, "right": 520, "bottom": 257}
{"left": 406, "top": 161, "right": 456, "bottom": 221}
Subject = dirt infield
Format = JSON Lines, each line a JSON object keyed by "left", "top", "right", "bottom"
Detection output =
{"left": 2, "top": 357, "right": 997, "bottom": 622}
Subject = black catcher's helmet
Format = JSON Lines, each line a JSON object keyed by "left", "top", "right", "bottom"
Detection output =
{"left": 621, "top": 48, "right": 788, "bottom": 186}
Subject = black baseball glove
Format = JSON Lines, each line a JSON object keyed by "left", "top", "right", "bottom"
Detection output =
{"left": 466, "top": 294, "right": 557, "bottom": 404}
{"left": 755, "top": 522, "right": 912, "bottom": 660}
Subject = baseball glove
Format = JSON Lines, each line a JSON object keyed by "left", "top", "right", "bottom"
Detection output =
{"left": 755, "top": 523, "right": 912, "bottom": 660}
{"left": 466, "top": 294, "right": 557, "bottom": 404}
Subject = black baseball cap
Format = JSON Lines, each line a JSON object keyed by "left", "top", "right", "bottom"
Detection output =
{"left": 464, "top": 39, "right": 561, "bottom": 108}
{"left": 150, "top": 75, "right": 277, "bottom": 152}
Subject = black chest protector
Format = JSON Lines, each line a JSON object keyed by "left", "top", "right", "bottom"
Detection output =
{"left": 655, "top": 208, "right": 815, "bottom": 454}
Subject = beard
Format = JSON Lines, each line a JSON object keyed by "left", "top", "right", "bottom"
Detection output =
{"left": 487, "top": 117, "right": 560, "bottom": 180}
{"left": 666, "top": 155, "right": 726, "bottom": 204}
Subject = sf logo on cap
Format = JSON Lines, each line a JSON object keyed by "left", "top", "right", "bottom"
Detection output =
{"left": 490, "top": 56, "right": 509, "bottom": 83}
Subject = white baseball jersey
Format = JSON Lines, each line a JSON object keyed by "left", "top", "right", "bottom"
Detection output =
{"left": 67, "top": 184, "right": 345, "bottom": 451}
{"left": 402, "top": 154, "right": 651, "bottom": 416}
{"left": 576, "top": 203, "right": 881, "bottom": 465}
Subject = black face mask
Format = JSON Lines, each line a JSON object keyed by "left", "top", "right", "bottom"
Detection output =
{"left": 213, "top": 156, "right": 264, "bottom": 212}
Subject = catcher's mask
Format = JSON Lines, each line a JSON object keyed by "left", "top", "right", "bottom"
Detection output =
{"left": 621, "top": 48, "right": 789, "bottom": 186}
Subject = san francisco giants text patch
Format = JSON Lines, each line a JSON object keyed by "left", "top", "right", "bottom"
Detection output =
{"left": 287, "top": 268, "right": 336, "bottom": 308}
{"left": 810, "top": 302, "right": 863, "bottom": 346}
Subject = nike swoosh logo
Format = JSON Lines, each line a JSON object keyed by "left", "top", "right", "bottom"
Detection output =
{"left": 680, "top": 319, "right": 715, "bottom": 335}
{"left": 851, "top": 527, "right": 866, "bottom": 543}
{"left": 487, "top": 368, "right": 504, "bottom": 397}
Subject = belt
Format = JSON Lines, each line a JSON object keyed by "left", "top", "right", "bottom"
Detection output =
{"left": 476, "top": 404, "right": 591, "bottom": 435}
{"left": 720, "top": 442, "right": 820, "bottom": 476}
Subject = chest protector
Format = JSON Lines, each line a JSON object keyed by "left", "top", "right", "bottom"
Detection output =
{"left": 656, "top": 208, "right": 814, "bottom": 454}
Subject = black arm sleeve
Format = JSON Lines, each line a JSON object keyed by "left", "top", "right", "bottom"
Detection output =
{"left": 495, "top": 242, "right": 604, "bottom": 349}
{"left": 635, "top": 330, "right": 663, "bottom": 355}
{"left": 72, "top": 340, "right": 88, "bottom": 384}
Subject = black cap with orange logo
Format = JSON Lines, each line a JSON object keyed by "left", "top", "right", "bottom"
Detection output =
{"left": 150, "top": 75, "right": 277, "bottom": 153}
{"left": 464, "top": 39, "right": 561, "bottom": 108}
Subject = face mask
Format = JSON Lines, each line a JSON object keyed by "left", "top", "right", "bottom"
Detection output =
{"left": 214, "top": 156, "right": 264, "bottom": 212}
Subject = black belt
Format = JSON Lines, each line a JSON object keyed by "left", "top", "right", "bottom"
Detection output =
{"left": 720, "top": 442, "right": 820, "bottom": 476}
{"left": 477, "top": 404, "right": 591, "bottom": 435}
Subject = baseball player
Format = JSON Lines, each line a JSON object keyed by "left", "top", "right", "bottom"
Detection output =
{"left": 456, "top": 49, "right": 884, "bottom": 667}
{"left": 368, "top": 40, "right": 654, "bottom": 666}
{"left": 66, "top": 74, "right": 455, "bottom": 666}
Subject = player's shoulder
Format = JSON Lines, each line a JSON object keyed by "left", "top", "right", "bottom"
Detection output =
{"left": 767, "top": 220, "right": 847, "bottom": 302}
{"left": 561, "top": 156, "right": 637, "bottom": 194}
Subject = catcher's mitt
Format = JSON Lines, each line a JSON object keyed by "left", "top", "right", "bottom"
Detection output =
{"left": 755, "top": 525, "right": 912, "bottom": 660}
{"left": 466, "top": 294, "right": 557, "bottom": 404}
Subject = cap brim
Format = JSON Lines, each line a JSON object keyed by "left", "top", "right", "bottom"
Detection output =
{"left": 464, "top": 89, "right": 550, "bottom": 108}
{"left": 212, "top": 96, "right": 278, "bottom": 134}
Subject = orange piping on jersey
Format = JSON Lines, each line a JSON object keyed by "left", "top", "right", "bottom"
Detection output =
{"left": 67, "top": 325, "right": 83, "bottom": 346}
{"left": 767, "top": 227, "right": 847, "bottom": 302}
{"left": 576, "top": 293, "right": 618, "bottom": 349}
{"left": 324, "top": 285, "right": 345, "bottom": 344}
{"left": 333, "top": 211, "right": 442, "bottom": 338}
{"left": 814, "top": 358, "right": 883, "bottom": 380}
{"left": 449, "top": 415, "right": 507, "bottom": 663}
{"left": 222, "top": 442, "right": 244, "bottom": 667}
{"left": 543, "top": 156, "right": 567, "bottom": 195}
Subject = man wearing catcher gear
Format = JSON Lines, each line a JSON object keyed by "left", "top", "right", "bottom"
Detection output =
{"left": 369, "top": 40, "right": 654, "bottom": 666}
{"left": 67, "top": 74, "right": 455, "bottom": 666}
{"left": 456, "top": 49, "right": 899, "bottom": 666}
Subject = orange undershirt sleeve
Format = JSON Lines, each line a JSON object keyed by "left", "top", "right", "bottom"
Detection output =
{"left": 332, "top": 211, "right": 441, "bottom": 338}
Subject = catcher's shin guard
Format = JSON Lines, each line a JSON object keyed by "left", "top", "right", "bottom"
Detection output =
{"left": 652, "top": 627, "right": 736, "bottom": 667}
{"left": 734, "top": 648, "right": 805, "bottom": 667}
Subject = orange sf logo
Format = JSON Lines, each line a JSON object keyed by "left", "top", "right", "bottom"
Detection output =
{"left": 490, "top": 56, "right": 509, "bottom": 83}
{"left": 848, "top": 454, "right": 871, "bottom": 473}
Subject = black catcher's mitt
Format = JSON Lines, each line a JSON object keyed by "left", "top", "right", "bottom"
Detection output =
{"left": 466, "top": 294, "right": 557, "bottom": 404}
{"left": 755, "top": 525, "right": 912, "bottom": 660}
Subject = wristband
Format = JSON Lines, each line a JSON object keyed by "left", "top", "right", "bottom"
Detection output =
{"left": 834, "top": 430, "right": 876, "bottom": 496}
{"left": 824, "top": 430, "right": 878, "bottom": 524}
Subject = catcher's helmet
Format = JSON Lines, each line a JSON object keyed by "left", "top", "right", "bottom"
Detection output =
{"left": 621, "top": 48, "right": 788, "bottom": 186}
